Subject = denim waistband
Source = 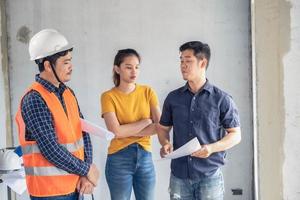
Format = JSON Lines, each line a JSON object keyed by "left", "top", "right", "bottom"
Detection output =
{"left": 123, "top": 143, "right": 143, "bottom": 150}
{"left": 30, "top": 191, "right": 78, "bottom": 199}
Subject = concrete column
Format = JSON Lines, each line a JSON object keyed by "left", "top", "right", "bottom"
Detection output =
{"left": 0, "top": 2, "right": 11, "bottom": 200}
{"left": 0, "top": 0, "right": 12, "bottom": 148}
{"left": 282, "top": 0, "right": 300, "bottom": 199}
{"left": 253, "top": 0, "right": 290, "bottom": 199}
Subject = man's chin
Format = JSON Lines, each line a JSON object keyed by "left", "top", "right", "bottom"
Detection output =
{"left": 63, "top": 78, "right": 71, "bottom": 83}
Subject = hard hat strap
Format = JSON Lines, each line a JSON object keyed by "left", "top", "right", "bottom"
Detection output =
{"left": 49, "top": 62, "right": 63, "bottom": 85}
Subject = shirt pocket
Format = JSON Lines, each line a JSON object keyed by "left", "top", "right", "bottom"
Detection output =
{"left": 195, "top": 106, "right": 220, "bottom": 128}
{"left": 173, "top": 104, "right": 189, "bottom": 123}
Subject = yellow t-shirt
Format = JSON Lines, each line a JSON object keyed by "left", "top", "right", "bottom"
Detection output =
{"left": 101, "top": 84, "right": 159, "bottom": 154}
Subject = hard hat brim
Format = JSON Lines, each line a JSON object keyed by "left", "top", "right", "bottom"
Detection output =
{"left": 30, "top": 44, "right": 74, "bottom": 61}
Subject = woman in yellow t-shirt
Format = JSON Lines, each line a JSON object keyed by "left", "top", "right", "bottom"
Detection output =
{"left": 101, "top": 49, "right": 161, "bottom": 200}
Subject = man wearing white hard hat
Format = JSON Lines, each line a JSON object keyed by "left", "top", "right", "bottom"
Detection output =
{"left": 15, "top": 29, "right": 99, "bottom": 200}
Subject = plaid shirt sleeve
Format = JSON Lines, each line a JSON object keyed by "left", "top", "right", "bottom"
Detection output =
{"left": 21, "top": 91, "right": 90, "bottom": 176}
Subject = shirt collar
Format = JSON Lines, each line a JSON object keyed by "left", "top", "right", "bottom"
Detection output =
{"left": 181, "top": 79, "right": 213, "bottom": 94}
{"left": 35, "top": 74, "right": 67, "bottom": 93}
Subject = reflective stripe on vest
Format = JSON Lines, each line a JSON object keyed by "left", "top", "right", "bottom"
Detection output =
{"left": 25, "top": 166, "right": 70, "bottom": 176}
{"left": 21, "top": 137, "right": 84, "bottom": 155}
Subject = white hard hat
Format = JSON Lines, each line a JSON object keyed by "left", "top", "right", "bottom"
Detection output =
{"left": 29, "top": 29, "right": 73, "bottom": 61}
{"left": 0, "top": 149, "right": 22, "bottom": 171}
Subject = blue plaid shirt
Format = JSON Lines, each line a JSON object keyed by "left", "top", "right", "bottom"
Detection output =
{"left": 21, "top": 74, "right": 92, "bottom": 176}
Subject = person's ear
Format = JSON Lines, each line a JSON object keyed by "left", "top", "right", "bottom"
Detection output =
{"left": 200, "top": 59, "right": 208, "bottom": 70}
{"left": 114, "top": 65, "right": 120, "bottom": 74}
{"left": 44, "top": 60, "right": 53, "bottom": 72}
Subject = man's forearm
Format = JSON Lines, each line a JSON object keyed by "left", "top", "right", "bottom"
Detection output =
{"left": 210, "top": 127, "right": 241, "bottom": 153}
{"left": 156, "top": 124, "right": 171, "bottom": 145}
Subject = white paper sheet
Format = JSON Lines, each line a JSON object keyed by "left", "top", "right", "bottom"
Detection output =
{"left": 163, "top": 137, "right": 201, "bottom": 160}
{"left": 80, "top": 118, "right": 115, "bottom": 140}
{"left": 1, "top": 168, "right": 27, "bottom": 195}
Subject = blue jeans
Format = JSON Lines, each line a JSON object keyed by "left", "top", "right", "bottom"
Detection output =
{"left": 169, "top": 169, "right": 224, "bottom": 200}
{"left": 30, "top": 192, "right": 79, "bottom": 200}
{"left": 105, "top": 143, "right": 156, "bottom": 200}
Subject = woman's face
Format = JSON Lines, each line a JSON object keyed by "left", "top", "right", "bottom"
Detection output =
{"left": 115, "top": 55, "right": 140, "bottom": 85}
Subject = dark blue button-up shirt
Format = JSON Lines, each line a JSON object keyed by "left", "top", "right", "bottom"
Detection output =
{"left": 21, "top": 75, "right": 92, "bottom": 176}
{"left": 160, "top": 80, "right": 240, "bottom": 179}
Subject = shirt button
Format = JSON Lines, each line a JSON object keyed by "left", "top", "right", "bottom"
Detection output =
{"left": 191, "top": 108, "right": 194, "bottom": 111}
{"left": 189, "top": 157, "right": 192, "bottom": 161}
{"left": 193, "top": 97, "right": 196, "bottom": 100}
{"left": 190, "top": 120, "right": 193, "bottom": 124}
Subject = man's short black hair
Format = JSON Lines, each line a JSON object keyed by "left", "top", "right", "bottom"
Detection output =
{"left": 35, "top": 48, "right": 73, "bottom": 72}
{"left": 179, "top": 41, "right": 211, "bottom": 69}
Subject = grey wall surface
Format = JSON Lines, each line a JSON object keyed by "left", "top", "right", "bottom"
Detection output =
{"left": 254, "top": 0, "right": 286, "bottom": 199}
{"left": 253, "top": 0, "right": 300, "bottom": 199}
{"left": 1, "top": 3, "right": 8, "bottom": 200}
{"left": 0, "top": 72, "right": 6, "bottom": 150}
{"left": 0, "top": 38, "right": 6, "bottom": 200}
{"left": 0, "top": 63, "right": 7, "bottom": 200}
{"left": 283, "top": 0, "right": 300, "bottom": 199}
{"left": 5, "top": 0, "right": 252, "bottom": 199}
{"left": 0, "top": 5, "right": 6, "bottom": 150}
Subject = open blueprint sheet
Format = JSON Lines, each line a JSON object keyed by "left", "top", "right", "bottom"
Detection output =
{"left": 163, "top": 137, "right": 201, "bottom": 160}
{"left": 80, "top": 118, "right": 115, "bottom": 140}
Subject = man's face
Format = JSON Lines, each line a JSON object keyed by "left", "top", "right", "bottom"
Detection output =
{"left": 54, "top": 51, "right": 73, "bottom": 83}
{"left": 180, "top": 49, "right": 205, "bottom": 81}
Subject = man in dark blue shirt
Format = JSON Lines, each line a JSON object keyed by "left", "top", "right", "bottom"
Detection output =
{"left": 157, "top": 41, "right": 241, "bottom": 200}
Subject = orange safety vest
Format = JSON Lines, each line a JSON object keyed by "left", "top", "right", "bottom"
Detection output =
{"left": 15, "top": 82, "right": 84, "bottom": 197}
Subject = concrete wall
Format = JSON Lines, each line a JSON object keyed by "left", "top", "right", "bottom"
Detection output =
{"left": 5, "top": 0, "right": 252, "bottom": 199}
{"left": 0, "top": 0, "right": 7, "bottom": 149}
{"left": 282, "top": 0, "right": 300, "bottom": 199}
{"left": 254, "top": 0, "right": 286, "bottom": 199}
{"left": 0, "top": 0, "right": 11, "bottom": 151}
{"left": 0, "top": 2, "right": 5, "bottom": 199}
{"left": 254, "top": 0, "right": 300, "bottom": 199}
{"left": 1, "top": 1, "right": 9, "bottom": 200}
{"left": 3, "top": 0, "right": 300, "bottom": 199}
{"left": 254, "top": 0, "right": 285, "bottom": 198}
